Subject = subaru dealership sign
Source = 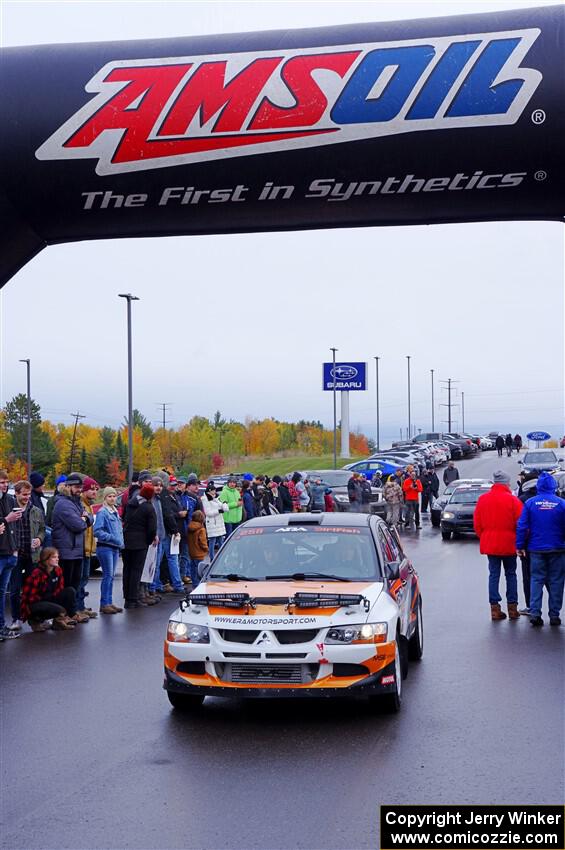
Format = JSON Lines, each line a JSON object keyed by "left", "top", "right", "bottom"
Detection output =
{"left": 323, "top": 362, "right": 367, "bottom": 391}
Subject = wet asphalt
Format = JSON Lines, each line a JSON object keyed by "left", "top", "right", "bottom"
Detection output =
{"left": 1, "top": 452, "right": 563, "bottom": 850}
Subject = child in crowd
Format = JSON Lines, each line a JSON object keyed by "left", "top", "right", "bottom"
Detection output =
{"left": 187, "top": 510, "right": 208, "bottom": 589}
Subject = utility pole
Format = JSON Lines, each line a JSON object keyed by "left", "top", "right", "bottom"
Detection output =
{"left": 440, "top": 378, "right": 459, "bottom": 432}
{"left": 156, "top": 402, "right": 172, "bottom": 431}
{"left": 118, "top": 293, "right": 140, "bottom": 483}
{"left": 330, "top": 347, "right": 338, "bottom": 469}
{"left": 461, "top": 391, "right": 465, "bottom": 432}
{"left": 374, "top": 356, "right": 380, "bottom": 451}
{"left": 68, "top": 411, "right": 85, "bottom": 471}
{"left": 19, "top": 359, "right": 31, "bottom": 474}
{"left": 430, "top": 368, "right": 435, "bottom": 431}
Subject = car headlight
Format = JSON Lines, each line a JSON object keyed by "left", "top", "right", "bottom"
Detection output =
{"left": 442, "top": 511, "right": 455, "bottom": 519}
{"left": 167, "top": 620, "right": 210, "bottom": 643}
{"left": 333, "top": 494, "right": 349, "bottom": 503}
{"left": 325, "top": 622, "right": 388, "bottom": 644}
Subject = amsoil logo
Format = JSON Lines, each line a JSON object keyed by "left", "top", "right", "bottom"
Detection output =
{"left": 35, "top": 29, "right": 542, "bottom": 175}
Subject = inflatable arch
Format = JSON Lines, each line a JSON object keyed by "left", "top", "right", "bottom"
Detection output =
{"left": 0, "top": 4, "right": 563, "bottom": 288}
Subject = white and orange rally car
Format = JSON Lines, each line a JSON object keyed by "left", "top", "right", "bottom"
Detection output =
{"left": 164, "top": 512, "right": 423, "bottom": 713}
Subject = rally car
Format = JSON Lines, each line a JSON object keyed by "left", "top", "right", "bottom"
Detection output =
{"left": 164, "top": 512, "right": 423, "bottom": 714}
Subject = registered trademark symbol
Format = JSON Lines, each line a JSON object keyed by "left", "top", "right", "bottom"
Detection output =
{"left": 531, "top": 109, "right": 546, "bottom": 124}
{"left": 534, "top": 170, "right": 547, "bottom": 182}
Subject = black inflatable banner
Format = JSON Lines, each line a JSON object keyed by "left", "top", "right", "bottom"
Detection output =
{"left": 0, "top": 4, "right": 563, "bottom": 287}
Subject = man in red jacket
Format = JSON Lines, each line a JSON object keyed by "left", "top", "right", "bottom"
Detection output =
{"left": 474, "top": 470, "right": 524, "bottom": 620}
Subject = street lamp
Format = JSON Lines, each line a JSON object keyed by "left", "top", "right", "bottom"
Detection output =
{"left": 118, "top": 294, "right": 140, "bottom": 483}
{"left": 431, "top": 368, "right": 435, "bottom": 431}
{"left": 19, "top": 359, "right": 31, "bottom": 475}
{"left": 406, "top": 355, "right": 411, "bottom": 440}
{"left": 330, "top": 347, "right": 338, "bottom": 469}
{"left": 374, "top": 356, "right": 380, "bottom": 451}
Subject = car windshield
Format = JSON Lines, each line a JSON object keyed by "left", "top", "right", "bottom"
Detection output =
{"left": 449, "top": 489, "right": 489, "bottom": 504}
{"left": 303, "top": 471, "right": 351, "bottom": 487}
{"left": 209, "top": 525, "right": 380, "bottom": 581}
{"left": 524, "top": 452, "right": 557, "bottom": 464}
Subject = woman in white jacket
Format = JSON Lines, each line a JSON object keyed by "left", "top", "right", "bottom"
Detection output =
{"left": 202, "top": 481, "right": 229, "bottom": 561}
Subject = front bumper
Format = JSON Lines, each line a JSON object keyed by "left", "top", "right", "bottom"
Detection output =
{"left": 164, "top": 638, "right": 397, "bottom": 699}
{"left": 164, "top": 661, "right": 398, "bottom": 699}
{"left": 440, "top": 519, "right": 476, "bottom": 534}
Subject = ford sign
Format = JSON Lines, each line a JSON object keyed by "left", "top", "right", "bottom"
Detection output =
{"left": 526, "top": 431, "right": 551, "bottom": 442}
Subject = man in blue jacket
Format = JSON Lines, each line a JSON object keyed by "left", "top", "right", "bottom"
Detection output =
{"left": 52, "top": 473, "right": 93, "bottom": 594}
{"left": 516, "top": 472, "right": 565, "bottom": 627}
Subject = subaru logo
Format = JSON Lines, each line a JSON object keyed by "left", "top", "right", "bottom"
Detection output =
{"left": 331, "top": 365, "right": 358, "bottom": 380}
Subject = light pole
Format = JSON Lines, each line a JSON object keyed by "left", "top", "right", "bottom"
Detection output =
{"left": 330, "top": 347, "right": 338, "bottom": 469}
{"left": 406, "top": 355, "right": 411, "bottom": 440}
{"left": 374, "top": 356, "right": 380, "bottom": 451}
{"left": 19, "top": 359, "right": 31, "bottom": 474}
{"left": 462, "top": 391, "right": 465, "bottom": 432}
{"left": 118, "top": 293, "right": 140, "bottom": 483}
{"left": 431, "top": 368, "right": 435, "bottom": 431}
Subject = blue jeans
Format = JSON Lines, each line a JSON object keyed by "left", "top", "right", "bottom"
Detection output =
{"left": 190, "top": 558, "right": 203, "bottom": 589}
{"left": 77, "top": 556, "right": 91, "bottom": 611}
{"left": 164, "top": 535, "right": 183, "bottom": 591}
{"left": 0, "top": 555, "right": 17, "bottom": 630}
{"left": 97, "top": 546, "right": 120, "bottom": 608}
{"left": 529, "top": 551, "right": 565, "bottom": 619}
{"left": 209, "top": 535, "right": 224, "bottom": 561}
{"left": 487, "top": 555, "right": 518, "bottom": 604}
{"left": 224, "top": 522, "right": 239, "bottom": 538}
{"left": 179, "top": 538, "right": 190, "bottom": 580}
{"left": 150, "top": 541, "right": 164, "bottom": 592}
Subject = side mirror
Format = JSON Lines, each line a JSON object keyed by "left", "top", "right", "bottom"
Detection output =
{"left": 517, "top": 459, "right": 523, "bottom": 465}
{"left": 198, "top": 561, "right": 208, "bottom": 579}
{"left": 387, "top": 562, "right": 401, "bottom": 581}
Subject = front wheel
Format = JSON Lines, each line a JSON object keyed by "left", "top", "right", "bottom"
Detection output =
{"left": 167, "top": 691, "right": 205, "bottom": 711}
{"left": 441, "top": 531, "right": 452, "bottom": 541}
{"left": 408, "top": 599, "right": 424, "bottom": 661}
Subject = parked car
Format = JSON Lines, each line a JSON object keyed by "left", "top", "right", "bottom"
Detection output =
{"left": 300, "top": 470, "right": 386, "bottom": 516}
{"left": 430, "top": 478, "right": 490, "bottom": 527}
{"left": 519, "top": 449, "right": 562, "bottom": 474}
{"left": 164, "top": 511, "right": 423, "bottom": 713}
{"left": 343, "top": 459, "right": 403, "bottom": 481}
{"left": 440, "top": 483, "right": 492, "bottom": 540}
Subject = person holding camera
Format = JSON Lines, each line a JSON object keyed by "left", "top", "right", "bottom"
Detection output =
{"left": 402, "top": 470, "right": 423, "bottom": 530}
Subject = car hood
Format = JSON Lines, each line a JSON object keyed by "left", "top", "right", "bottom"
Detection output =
{"left": 184, "top": 579, "right": 385, "bottom": 628}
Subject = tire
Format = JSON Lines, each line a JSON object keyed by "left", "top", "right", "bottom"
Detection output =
{"left": 377, "top": 638, "right": 403, "bottom": 713}
{"left": 441, "top": 531, "right": 452, "bottom": 540}
{"left": 167, "top": 691, "right": 205, "bottom": 711}
{"left": 408, "top": 598, "right": 424, "bottom": 661}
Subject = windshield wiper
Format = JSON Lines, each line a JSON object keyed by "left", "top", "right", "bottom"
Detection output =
{"left": 265, "top": 572, "right": 351, "bottom": 582}
{"left": 208, "top": 573, "right": 259, "bottom": 582}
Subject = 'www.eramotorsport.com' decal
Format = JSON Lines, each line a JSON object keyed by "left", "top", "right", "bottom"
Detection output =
{"left": 35, "top": 28, "right": 541, "bottom": 174}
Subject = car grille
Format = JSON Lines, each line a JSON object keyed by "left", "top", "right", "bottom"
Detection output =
{"left": 215, "top": 662, "right": 319, "bottom": 684}
{"left": 273, "top": 629, "right": 320, "bottom": 644}
{"left": 218, "top": 629, "right": 260, "bottom": 644}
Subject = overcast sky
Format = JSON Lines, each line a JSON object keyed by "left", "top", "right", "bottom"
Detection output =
{"left": 1, "top": 0, "right": 563, "bottom": 445}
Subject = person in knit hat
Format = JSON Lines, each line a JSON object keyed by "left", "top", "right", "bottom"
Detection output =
{"left": 474, "top": 470, "right": 524, "bottom": 621}
{"left": 187, "top": 510, "right": 208, "bottom": 589}
{"left": 29, "top": 472, "right": 46, "bottom": 516}
{"left": 93, "top": 487, "right": 125, "bottom": 614}
{"left": 77, "top": 476, "right": 100, "bottom": 618}
{"left": 122, "top": 481, "right": 157, "bottom": 608}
